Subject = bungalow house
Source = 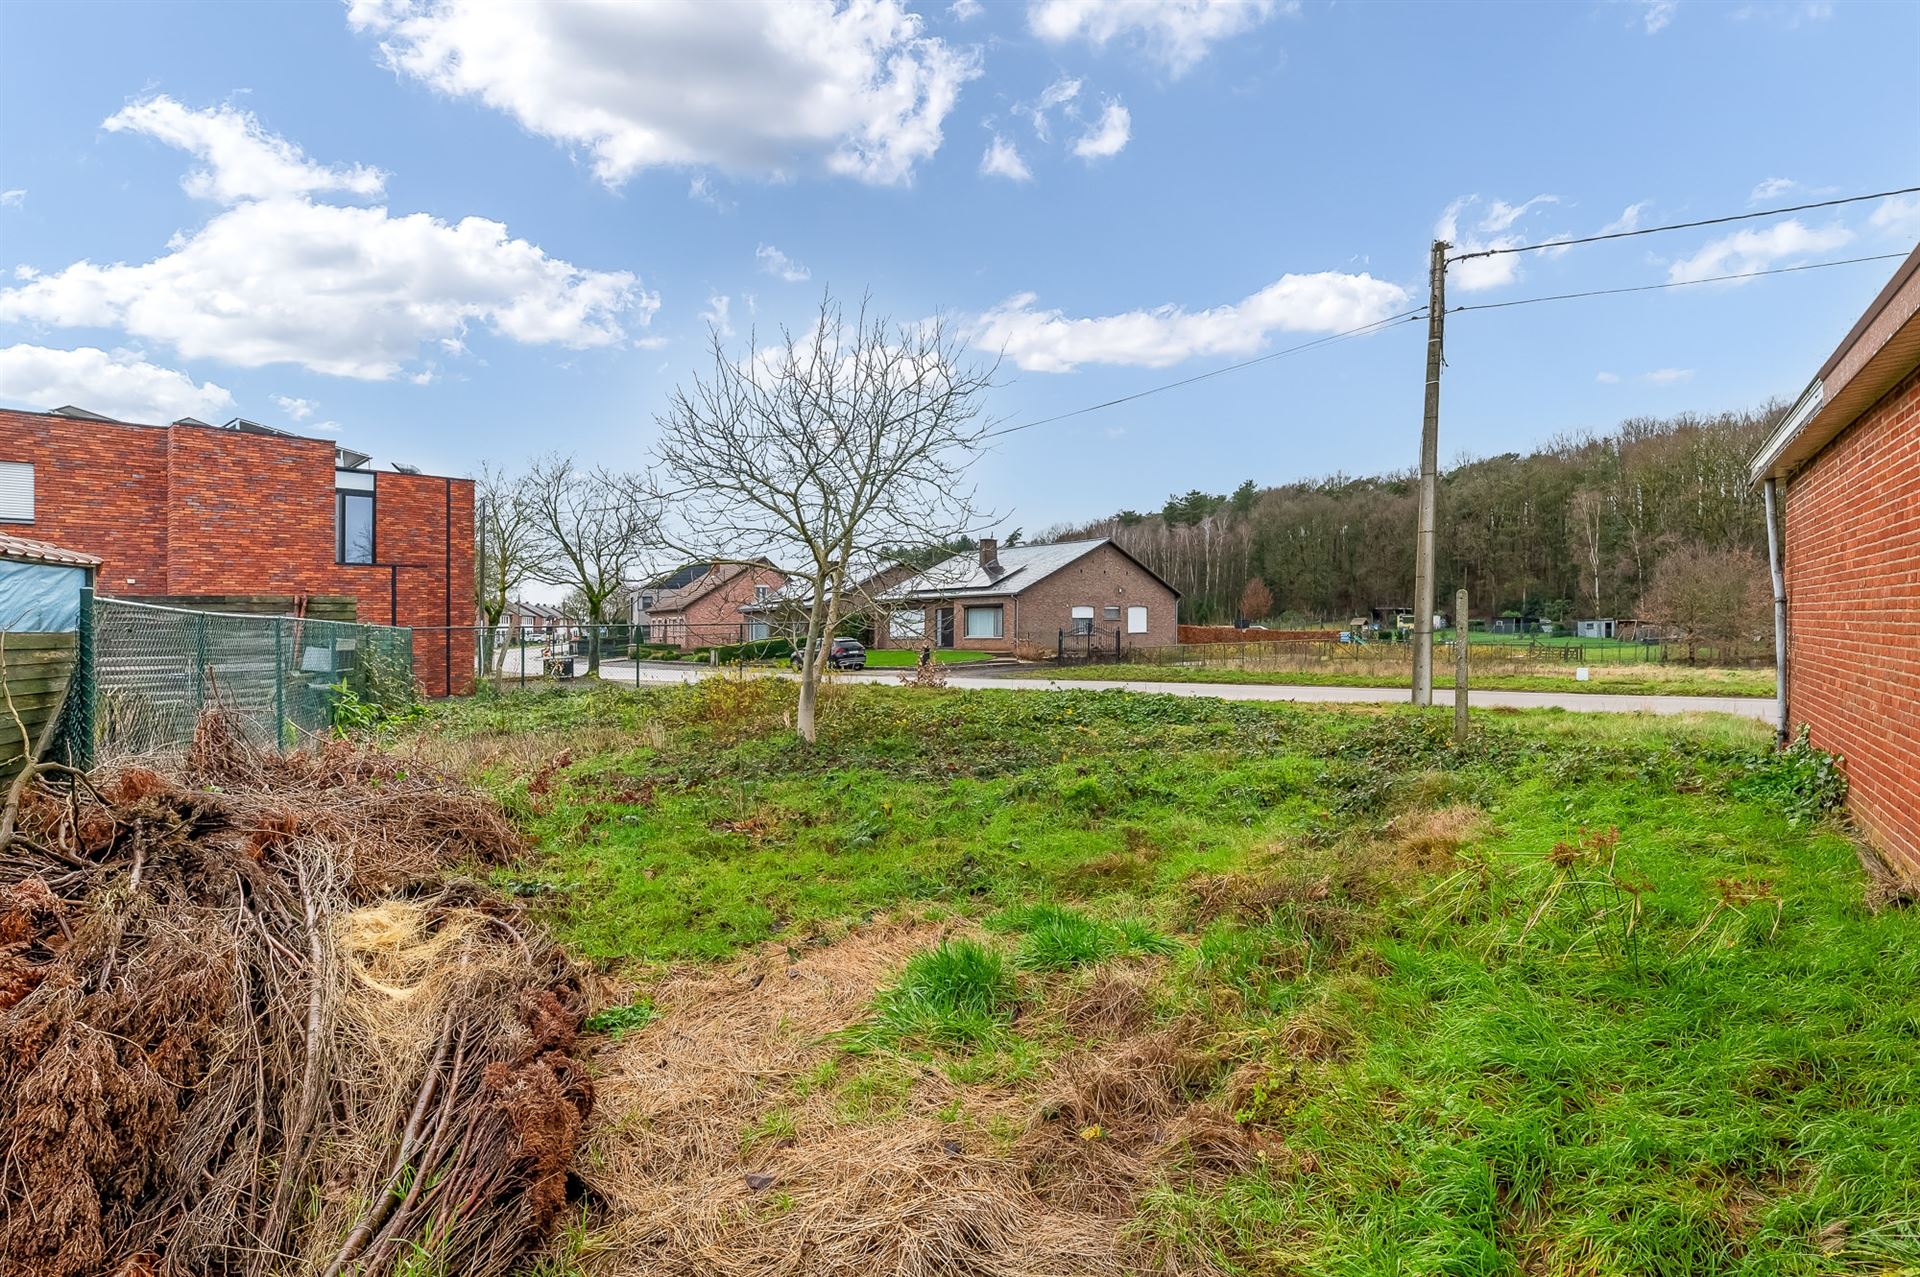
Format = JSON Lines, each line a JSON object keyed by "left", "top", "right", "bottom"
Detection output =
{"left": 875, "top": 537, "right": 1178, "bottom": 654}
{"left": 1750, "top": 241, "right": 1920, "bottom": 881}
{"left": 644, "top": 559, "right": 788, "bottom": 650}
{"left": 738, "top": 561, "right": 924, "bottom": 647}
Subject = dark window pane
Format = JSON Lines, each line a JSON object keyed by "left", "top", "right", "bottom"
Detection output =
{"left": 338, "top": 493, "right": 374, "bottom": 563}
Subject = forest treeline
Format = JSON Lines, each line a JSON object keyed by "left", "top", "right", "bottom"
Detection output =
{"left": 1046, "top": 403, "right": 1784, "bottom": 625}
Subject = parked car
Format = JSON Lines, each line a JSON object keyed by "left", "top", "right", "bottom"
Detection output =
{"left": 791, "top": 637, "right": 867, "bottom": 671}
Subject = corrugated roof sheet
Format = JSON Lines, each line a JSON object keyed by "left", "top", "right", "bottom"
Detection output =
{"left": 881, "top": 538, "right": 1111, "bottom": 601}
{"left": 0, "top": 531, "right": 101, "bottom": 568}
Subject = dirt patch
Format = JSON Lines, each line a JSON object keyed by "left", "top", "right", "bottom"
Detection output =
{"left": 575, "top": 925, "right": 1271, "bottom": 1277}
{"left": 1385, "top": 803, "right": 1488, "bottom": 871}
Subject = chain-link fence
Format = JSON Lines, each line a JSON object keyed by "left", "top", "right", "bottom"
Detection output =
{"left": 87, "top": 597, "right": 415, "bottom": 759}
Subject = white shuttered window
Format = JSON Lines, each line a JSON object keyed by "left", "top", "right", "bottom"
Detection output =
{"left": 0, "top": 462, "right": 32, "bottom": 522}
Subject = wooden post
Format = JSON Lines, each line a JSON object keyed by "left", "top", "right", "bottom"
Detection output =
{"left": 1453, "top": 588, "right": 1469, "bottom": 747}
{"left": 1412, "top": 239, "right": 1448, "bottom": 706}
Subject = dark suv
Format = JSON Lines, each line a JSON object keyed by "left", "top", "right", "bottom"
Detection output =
{"left": 791, "top": 637, "right": 867, "bottom": 671}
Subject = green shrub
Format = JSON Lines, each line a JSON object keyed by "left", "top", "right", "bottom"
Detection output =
{"left": 995, "top": 902, "right": 1180, "bottom": 970}
{"left": 1734, "top": 726, "right": 1847, "bottom": 827}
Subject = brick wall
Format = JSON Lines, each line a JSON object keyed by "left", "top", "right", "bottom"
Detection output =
{"left": 1782, "top": 364, "right": 1920, "bottom": 878}
{"left": 651, "top": 564, "right": 787, "bottom": 649}
{"left": 877, "top": 543, "right": 1179, "bottom": 653}
{"left": 0, "top": 409, "right": 475, "bottom": 696}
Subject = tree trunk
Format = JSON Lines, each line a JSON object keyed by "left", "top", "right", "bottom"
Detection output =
{"left": 586, "top": 602, "right": 603, "bottom": 675}
{"left": 796, "top": 589, "right": 829, "bottom": 744}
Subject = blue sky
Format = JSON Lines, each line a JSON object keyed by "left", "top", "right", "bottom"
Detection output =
{"left": 2, "top": 0, "right": 1916, "bottom": 535}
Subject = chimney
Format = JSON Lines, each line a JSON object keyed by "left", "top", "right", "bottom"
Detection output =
{"left": 978, "top": 538, "right": 999, "bottom": 573}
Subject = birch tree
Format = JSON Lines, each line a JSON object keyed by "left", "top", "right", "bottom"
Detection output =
{"left": 525, "top": 455, "right": 657, "bottom": 676}
{"left": 654, "top": 293, "right": 995, "bottom": 742}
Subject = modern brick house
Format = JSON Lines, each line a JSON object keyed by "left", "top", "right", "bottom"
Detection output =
{"left": 876, "top": 537, "right": 1179, "bottom": 655}
{"left": 0, "top": 406, "right": 476, "bottom": 695}
{"left": 642, "top": 559, "right": 788, "bottom": 650}
{"left": 1751, "top": 242, "right": 1920, "bottom": 880}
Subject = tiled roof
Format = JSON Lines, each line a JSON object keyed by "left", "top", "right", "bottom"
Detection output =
{"left": 880, "top": 539, "right": 1111, "bottom": 601}
{"left": 0, "top": 531, "right": 101, "bottom": 568}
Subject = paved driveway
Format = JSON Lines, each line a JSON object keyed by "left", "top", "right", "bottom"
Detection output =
{"left": 591, "top": 659, "right": 1778, "bottom": 725}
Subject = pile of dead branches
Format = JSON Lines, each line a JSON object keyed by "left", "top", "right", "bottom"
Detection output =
{"left": 0, "top": 708, "right": 590, "bottom": 1277}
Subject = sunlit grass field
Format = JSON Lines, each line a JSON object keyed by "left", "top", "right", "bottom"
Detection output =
{"left": 410, "top": 682, "right": 1914, "bottom": 1275}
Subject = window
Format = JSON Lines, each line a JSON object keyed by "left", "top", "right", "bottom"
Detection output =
{"left": 753, "top": 583, "right": 770, "bottom": 603}
{"left": 747, "top": 619, "right": 771, "bottom": 640}
{"left": 1103, "top": 605, "right": 1121, "bottom": 622}
{"left": 892, "top": 608, "right": 926, "bottom": 640}
{"left": 0, "top": 461, "right": 31, "bottom": 522}
{"left": 335, "top": 469, "right": 376, "bottom": 564}
{"left": 1070, "top": 605, "right": 1094, "bottom": 636}
{"left": 1126, "top": 605, "right": 1148, "bottom": 634}
{"left": 963, "top": 604, "right": 1003, "bottom": 640}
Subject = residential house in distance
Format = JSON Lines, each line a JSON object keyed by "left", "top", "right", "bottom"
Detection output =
{"left": 643, "top": 559, "right": 788, "bottom": 649}
{"left": 738, "top": 560, "right": 924, "bottom": 647}
{"left": 876, "top": 537, "right": 1178, "bottom": 654}
{"left": 1751, "top": 242, "right": 1920, "bottom": 881}
{"left": 0, "top": 406, "right": 477, "bottom": 695}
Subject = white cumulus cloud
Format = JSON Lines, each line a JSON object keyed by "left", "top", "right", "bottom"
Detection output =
{"left": 756, "top": 243, "right": 812, "bottom": 282}
{"left": 1629, "top": 0, "right": 1677, "bottom": 33}
{"left": 702, "top": 293, "right": 734, "bottom": 338}
{"left": 973, "top": 271, "right": 1410, "bottom": 373}
{"left": 1027, "top": 0, "right": 1287, "bottom": 75}
{"left": 272, "top": 394, "right": 317, "bottom": 421}
{"left": 1072, "top": 101, "right": 1131, "bottom": 160}
{"left": 0, "top": 344, "right": 234, "bottom": 423}
{"left": 1666, "top": 219, "right": 1853, "bottom": 284}
{"left": 103, "top": 95, "right": 386, "bottom": 204}
{"left": 1868, "top": 193, "right": 1920, "bottom": 239}
{"left": 980, "top": 135, "right": 1032, "bottom": 181}
{"left": 0, "top": 190, "right": 24, "bottom": 209}
{"left": 2, "top": 106, "right": 651, "bottom": 380}
{"left": 1479, "top": 194, "right": 1558, "bottom": 233}
{"left": 347, "top": 0, "right": 981, "bottom": 186}
{"left": 1750, "top": 176, "right": 1797, "bottom": 202}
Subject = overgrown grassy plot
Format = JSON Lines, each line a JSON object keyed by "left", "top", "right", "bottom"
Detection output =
{"left": 411, "top": 682, "right": 1918, "bottom": 1275}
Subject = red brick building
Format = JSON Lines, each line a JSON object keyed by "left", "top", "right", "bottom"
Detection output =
{"left": 1751, "top": 243, "right": 1920, "bottom": 879}
{"left": 0, "top": 407, "right": 476, "bottom": 695}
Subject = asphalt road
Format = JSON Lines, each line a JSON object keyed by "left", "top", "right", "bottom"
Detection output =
{"left": 589, "top": 659, "right": 1779, "bottom": 725}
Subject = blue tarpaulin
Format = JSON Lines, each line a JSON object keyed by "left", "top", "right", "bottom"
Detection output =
{"left": 0, "top": 559, "right": 86, "bottom": 631}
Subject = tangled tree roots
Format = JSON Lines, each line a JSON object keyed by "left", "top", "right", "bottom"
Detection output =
{"left": 0, "top": 709, "right": 590, "bottom": 1277}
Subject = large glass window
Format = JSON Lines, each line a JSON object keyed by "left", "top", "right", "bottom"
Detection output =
{"left": 963, "top": 605, "right": 1003, "bottom": 640}
{"left": 892, "top": 609, "right": 926, "bottom": 640}
{"left": 336, "top": 492, "right": 374, "bottom": 564}
{"left": 1071, "top": 605, "right": 1095, "bottom": 635}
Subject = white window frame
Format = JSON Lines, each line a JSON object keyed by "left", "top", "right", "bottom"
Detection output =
{"left": 1103, "top": 604, "right": 1121, "bottom": 622}
{"left": 963, "top": 604, "right": 1003, "bottom": 640}
{"left": 1070, "top": 605, "right": 1095, "bottom": 636}
{"left": 753, "top": 583, "right": 770, "bottom": 603}
{"left": 1126, "top": 605, "right": 1149, "bottom": 634}
{"left": 0, "top": 461, "right": 33, "bottom": 523}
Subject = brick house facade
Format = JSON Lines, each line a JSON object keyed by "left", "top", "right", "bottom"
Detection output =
{"left": 1751, "top": 244, "right": 1920, "bottom": 880}
{"left": 0, "top": 408, "right": 476, "bottom": 695}
{"left": 644, "top": 561, "right": 788, "bottom": 650}
{"left": 877, "top": 538, "right": 1179, "bottom": 655}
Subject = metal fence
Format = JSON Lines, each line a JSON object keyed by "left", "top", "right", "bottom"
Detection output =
{"left": 86, "top": 596, "right": 415, "bottom": 759}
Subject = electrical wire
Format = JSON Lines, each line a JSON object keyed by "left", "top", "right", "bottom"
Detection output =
{"left": 1449, "top": 251, "right": 1910, "bottom": 314}
{"left": 1448, "top": 185, "right": 1920, "bottom": 262}
{"left": 981, "top": 308, "right": 1428, "bottom": 441}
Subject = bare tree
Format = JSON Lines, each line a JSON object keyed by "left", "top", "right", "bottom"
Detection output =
{"left": 654, "top": 292, "right": 995, "bottom": 742}
{"left": 525, "top": 455, "right": 657, "bottom": 675}
{"left": 474, "top": 462, "right": 542, "bottom": 675}
{"left": 1637, "top": 543, "right": 1769, "bottom": 663}
{"left": 1238, "top": 576, "right": 1273, "bottom": 625}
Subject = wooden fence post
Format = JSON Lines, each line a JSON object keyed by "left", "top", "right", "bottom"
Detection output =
{"left": 1453, "top": 588, "right": 1469, "bottom": 748}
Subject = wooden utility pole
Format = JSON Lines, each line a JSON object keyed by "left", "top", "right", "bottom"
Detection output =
{"left": 1412, "top": 239, "right": 1448, "bottom": 706}
{"left": 1454, "top": 588, "right": 1469, "bottom": 747}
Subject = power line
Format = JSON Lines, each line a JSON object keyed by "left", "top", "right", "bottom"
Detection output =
{"left": 982, "top": 309, "right": 1427, "bottom": 441}
{"left": 1448, "top": 185, "right": 1920, "bottom": 262}
{"left": 1449, "top": 251, "right": 1910, "bottom": 314}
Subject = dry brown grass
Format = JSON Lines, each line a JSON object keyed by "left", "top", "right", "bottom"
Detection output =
{"left": 0, "top": 709, "right": 588, "bottom": 1277}
{"left": 572, "top": 924, "right": 1273, "bottom": 1277}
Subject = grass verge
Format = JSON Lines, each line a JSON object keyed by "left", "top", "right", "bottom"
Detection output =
{"left": 1016, "top": 661, "right": 1776, "bottom": 698}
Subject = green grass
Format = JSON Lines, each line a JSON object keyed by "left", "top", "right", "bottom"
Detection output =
{"left": 1019, "top": 661, "right": 1777, "bottom": 698}
{"left": 411, "top": 681, "right": 1917, "bottom": 1274}
{"left": 863, "top": 648, "right": 995, "bottom": 667}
